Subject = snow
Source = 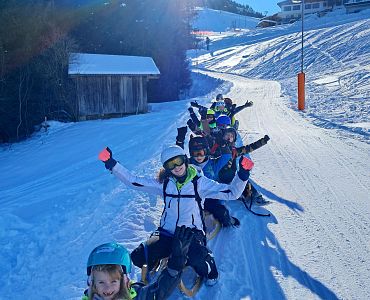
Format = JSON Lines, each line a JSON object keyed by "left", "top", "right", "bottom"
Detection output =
{"left": 68, "top": 53, "right": 160, "bottom": 75}
{"left": 1, "top": 7, "right": 370, "bottom": 300}
{"left": 192, "top": 7, "right": 260, "bottom": 32}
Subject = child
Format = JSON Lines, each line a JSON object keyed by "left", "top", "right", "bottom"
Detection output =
{"left": 83, "top": 226, "right": 194, "bottom": 300}
{"left": 99, "top": 145, "right": 254, "bottom": 286}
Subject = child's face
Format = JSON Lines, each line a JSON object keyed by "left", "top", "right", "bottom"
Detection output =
{"left": 93, "top": 271, "right": 121, "bottom": 300}
{"left": 223, "top": 132, "right": 235, "bottom": 143}
{"left": 170, "top": 163, "right": 187, "bottom": 177}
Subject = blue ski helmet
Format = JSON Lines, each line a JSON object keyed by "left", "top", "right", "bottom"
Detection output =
{"left": 216, "top": 94, "right": 223, "bottom": 101}
{"left": 87, "top": 242, "right": 132, "bottom": 276}
{"left": 216, "top": 115, "right": 231, "bottom": 128}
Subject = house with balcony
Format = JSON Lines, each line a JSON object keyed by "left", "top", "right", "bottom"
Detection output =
{"left": 277, "top": 0, "right": 344, "bottom": 23}
{"left": 344, "top": 0, "right": 370, "bottom": 13}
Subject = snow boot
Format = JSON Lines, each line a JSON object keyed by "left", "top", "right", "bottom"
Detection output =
{"left": 230, "top": 216, "right": 240, "bottom": 227}
{"left": 254, "top": 194, "right": 270, "bottom": 206}
{"left": 204, "top": 254, "right": 219, "bottom": 286}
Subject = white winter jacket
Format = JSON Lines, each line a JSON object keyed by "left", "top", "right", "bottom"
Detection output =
{"left": 112, "top": 163, "right": 247, "bottom": 234}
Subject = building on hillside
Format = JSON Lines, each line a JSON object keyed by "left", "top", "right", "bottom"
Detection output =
{"left": 277, "top": 0, "right": 344, "bottom": 23}
{"left": 257, "top": 14, "right": 282, "bottom": 27}
{"left": 344, "top": 0, "right": 370, "bottom": 13}
{"left": 68, "top": 53, "right": 160, "bottom": 121}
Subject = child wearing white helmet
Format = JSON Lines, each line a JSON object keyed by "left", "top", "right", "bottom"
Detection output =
{"left": 98, "top": 145, "right": 254, "bottom": 286}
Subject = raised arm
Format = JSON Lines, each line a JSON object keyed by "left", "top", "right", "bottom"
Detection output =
{"left": 99, "top": 147, "right": 162, "bottom": 196}
{"left": 236, "top": 135, "right": 270, "bottom": 156}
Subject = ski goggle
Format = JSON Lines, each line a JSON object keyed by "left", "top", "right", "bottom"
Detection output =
{"left": 191, "top": 149, "right": 206, "bottom": 158}
{"left": 207, "top": 114, "right": 215, "bottom": 120}
{"left": 215, "top": 101, "right": 225, "bottom": 108}
{"left": 163, "top": 155, "right": 186, "bottom": 170}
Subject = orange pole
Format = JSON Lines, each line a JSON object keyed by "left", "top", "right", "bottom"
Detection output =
{"left": 298, "top": 72, "right": 305, "bottom": 110}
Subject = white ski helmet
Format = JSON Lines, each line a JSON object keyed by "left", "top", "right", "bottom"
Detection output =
{"left": 161, "top": 145, "right": 186, "bottom": 166}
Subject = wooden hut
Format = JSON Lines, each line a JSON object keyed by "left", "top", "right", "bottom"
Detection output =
{"left": 68, "top": 53, "right": 160, "bottom": 120}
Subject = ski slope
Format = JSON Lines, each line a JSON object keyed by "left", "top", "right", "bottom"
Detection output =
{"left": 1, "top": 7, "right": 370, "bottom": 300}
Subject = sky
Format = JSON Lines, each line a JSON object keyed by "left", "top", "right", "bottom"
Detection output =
{"left": 235, "top": 0, "right": 280, "bottom": 15}
{"left": 0, "top": 6, "right": 369, "bottom": 300}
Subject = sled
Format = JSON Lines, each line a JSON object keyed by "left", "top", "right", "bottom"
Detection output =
{"left": 141, "top": 258, "right": 203, "bottom": 297}
{"left": 204, "top": 210, "right": 222, "bottom": 240}
{"left": 140, "top": 216, "right": 220, "bottom": 295}
{"left": 178, "top": 266, "right": 203, "bottom": 297}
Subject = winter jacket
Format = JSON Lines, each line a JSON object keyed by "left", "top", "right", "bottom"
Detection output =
{"left": 190, "top": 153, "right": 232, "bottom": 182}
{"left": 112, "top": 164, "right": 248, "bottom": 234}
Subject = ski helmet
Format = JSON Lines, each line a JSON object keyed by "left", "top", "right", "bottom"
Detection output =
{"left": 207, "top": 109, "right": 215, "bottom": 115}
{"left": 216, "top": 94, "right": 223, "bottom": 101}
{"left": 216, "top": 115, "right": 231, "bottom": 128}
{"left": 189, "top": 135, "right": 210, "bottom": 155}
{"left": 161, "top": 145, "right": 186, "bottom": 167}
{"left": 222, "top": 126, "right": 237, "bottom": 142}
{"left": 87, "top": 242, "right": 132, "bottom": 276}
{"left": 224, "top": 98, "right": 233, "bottom": 106}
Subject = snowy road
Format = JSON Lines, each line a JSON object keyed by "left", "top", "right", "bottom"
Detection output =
{"left": 192, "top": 71, "right": 370, "bottom": 300}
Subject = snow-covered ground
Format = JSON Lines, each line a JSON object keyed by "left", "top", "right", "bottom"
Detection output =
{"left": 0, "top": 7, "right": 369, "bottom": 300}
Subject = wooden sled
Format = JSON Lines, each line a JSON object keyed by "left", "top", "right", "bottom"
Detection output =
{"left": 141, "top": 258, "right": 168, "bottom": 284}
{"left": 140, "top": 216, "right": 220, "bottom": 296}
{"left": 178, "top": 266, "right": 203, "bottom": 297}
{"left": 141, "top": 259, "right": 203, "bottom": 297}
{"left": 204, "top": 210, "right": 222, "bottom": 241}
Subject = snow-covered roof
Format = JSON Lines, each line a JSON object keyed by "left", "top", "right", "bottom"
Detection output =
{"left": 68, "top": 53, "right": 160, "bottom": 76}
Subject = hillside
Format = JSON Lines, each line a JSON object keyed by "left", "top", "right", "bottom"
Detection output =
{"left": 192, "top": 7, "right": 260, "bottom": 32}
{"left": 0, "top": 6, "right": 369, "bottom": 300}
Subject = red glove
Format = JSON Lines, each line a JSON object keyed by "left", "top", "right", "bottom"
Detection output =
{"left": 98, "top": 147, "right": 117, "bottom": 171}
{"left": 240, "top": 156, "right": 254, "bottom": 171}
{"left": 238, "top": 156, "right": 254, "bottom": 181}
{"left": 99, "top": 147, "right": 112, "bottom": 162}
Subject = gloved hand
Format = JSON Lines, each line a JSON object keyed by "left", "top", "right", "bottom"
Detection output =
{"left": 188, "top": 107, "right": 194, "bottom": 114}
{"left": 237, "top": 156, "right": 254, "bottom": 181}
{"left": 199, "top": 107, "right": 207, "bottom": 120}
{"left": 244, "top": 101, "right": 253, "bottom": 107}
{"left": 167, "top": 226, "right": 194, "bottom": 272}
{"left": 98, "top": 147, "right": 117, "bottom": 171}
{"left": 187, "top": 119, "right": 196, "bottom": 132}
{"left": 176, "top": 126, "right": 187, "bottom": 143}
{"left": 190, "top": 101, "right": 200, "bottom": 108}
{"left": 263, "top": 135, "right": 270, "bottom": 143}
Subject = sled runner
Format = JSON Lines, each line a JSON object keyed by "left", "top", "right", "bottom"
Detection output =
{"left": 204, "top": 210, "right": 222, "bottom": 240}
{"left": 178, "top": 266, "right": 203, "bottom": 297}
{"left": 141, "top": 257, "right": 203, "bottom": 297}
{"left": 240, "top": 195, "right": 271, "bottom": 217}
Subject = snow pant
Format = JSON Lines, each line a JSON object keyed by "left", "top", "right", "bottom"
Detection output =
{"left": 204, "top": 198, "right": 233, "bottom": 227}
{"left": 131, "top": 227, "right": 217, "bottom": 278}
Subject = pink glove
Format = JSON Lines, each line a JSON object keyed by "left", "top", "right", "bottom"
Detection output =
{"left": 98, "top": 147, "right": 112, "bottom": 162}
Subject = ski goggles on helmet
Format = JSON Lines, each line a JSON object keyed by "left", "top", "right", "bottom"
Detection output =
{"left": 163, "top": 155, "right": 186, "bottom": 170}
{"left": 191, "top": 149, "right": 206, "bottom": 158}
{"left": 215, "top": 101, "right": 225, "bottom": 108}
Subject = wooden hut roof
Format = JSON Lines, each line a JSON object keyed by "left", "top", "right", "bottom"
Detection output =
{"left": 68, "top": 53, "right": 160, "bottom": 76}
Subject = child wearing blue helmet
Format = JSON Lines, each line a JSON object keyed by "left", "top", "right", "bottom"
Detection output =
{"left": 83, "top": 226, "right": 194, "bottom": 300}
